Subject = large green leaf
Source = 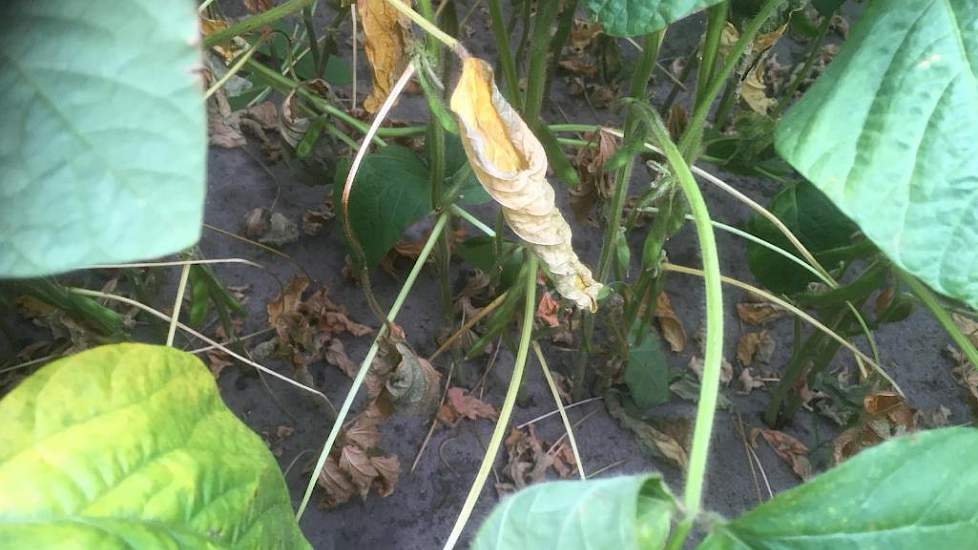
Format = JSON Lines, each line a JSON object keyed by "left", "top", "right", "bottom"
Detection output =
{"left": 775, "top": 0, "right": 978, "bottom": 308}
{"left": 746, "top": 181, "right": 863, "bottom": 295}
{"left": 0, "top": 1, "right": 206, "bottom": 277}
{"left": 700, "top": 428, "right": 978, "bottom": 549}
{"left": 0, "top": 344, "right": 310, "bottom": 549}
{"left": 472, "top": 474, "right": 675, "bottom": 549}
{"left": 333, "top": 145, "right": 433, "bottom": 266}
{"left": 585, "top": 0, "right": 724, "bottom": 37}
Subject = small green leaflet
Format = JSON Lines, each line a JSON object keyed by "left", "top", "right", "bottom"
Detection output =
{"left": 0, "top": 343, "right": 310, "bottom": 548}
{"left": 0, "top": 0, "right": 205, "bottom": 277}
{"left": 775, "top": 0, "right": 978, "bottom": 308}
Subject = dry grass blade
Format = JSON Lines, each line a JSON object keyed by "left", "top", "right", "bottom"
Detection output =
{"left": 428, "top": 290, "right": 509, "bottom": 361}
{"left": 166, "top": 264, "right": 192, "bottom": 347}
{"left": 533, "top": 341, "right": 585, "bottom": 480}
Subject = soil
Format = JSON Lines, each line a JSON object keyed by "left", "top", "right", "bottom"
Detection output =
{"left": 1, "top": 3, "right": 970, "bottom": 550}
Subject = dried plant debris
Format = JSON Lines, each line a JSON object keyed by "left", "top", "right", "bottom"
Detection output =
{"left": 736, "top": 300, "right": 787, "bottom": 325}
{"left": 570, "top": 129, "right": 619, "bottom": 221}
{"left": 450, "top": 57, "right": 603, "bottom": 311}
{"left": 736, "top": 330, "right": 775, "bottom": 366}
{"left": 654, "top": 292, "right": 687, "bottom": 353}
{"left": 265, "top": 276, "right": 372, "bottom": 382}
{"left": 751, "top": 428, "right": 812, "bottom": 481}
{"left": 832, "top": 392, "right": 918, "bottom": 465}
{"left": 535, "top": 292, "right": 562, "bottom": 328}
{"left": 318, "top": 403, "right": 401, "bottom": 508}
{"left": 303, "top": 201, "right": 336, "bottom": 236}
{"left": 357, "top": 0, "right": 413, "bottom": 113}
{"left": 438, "top": 387, "right": 498, "bottom": 425}
{"left": 496, "top": 424, "right": 579, "bottom": 495}
{"left": 606, "top": 392, "right": 688, "bottom": 468}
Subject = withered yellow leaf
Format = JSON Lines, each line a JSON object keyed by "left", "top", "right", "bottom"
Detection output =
{"left": 358, "top": 0, "right": 412, "bottom": 113}
{"left": 450, "top": 58, "right": 603, "bottom": 311}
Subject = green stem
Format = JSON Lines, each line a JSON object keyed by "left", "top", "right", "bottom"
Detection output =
{"left": 645, "top": 110, "right": 723, "bottom": 532}
{"left": 898, "top": 270, "right": 978, "bottom": 368}
{"left": 487, "top": 0, "right": 522, "bottom": 107}
{"left": 204, "top": 0, "right": 315, "bottom": 47}
{"left": 678, "top": 0, "right": 784, "bottom": 157}
{"left": 301, "top": 6, "right": 322, "bottom": 77}
{"left": 695, "top": 2, "right": 729, "bottom": 108}
{"left": 442, "top": 255, "right": 539, "bottom": 549}
{"left": 544, "top": 0, "right": 579, "bottom": 101}
{"left": 296, "top": 212, "right": 450, "bottom": 520}
{"left": 522, "top": 0, "right": 561, "bottom": 121}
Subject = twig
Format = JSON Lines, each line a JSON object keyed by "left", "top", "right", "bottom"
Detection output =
{"left": 166, "top": 264, "right": 192, "bottom": 347}
{"left": 516, "top": 397, "right": 603, "bottom": 429}
{"left": 429, "top": 291, "right": 510, "bottom": 361}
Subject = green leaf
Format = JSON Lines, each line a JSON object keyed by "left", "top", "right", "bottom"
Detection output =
{"left": 472, "top": 474, "right": 675, "bottom": 549}
{"left": 585, "top": 0, "right": 724, "bottom": 37}
{"left": 775, "top": 0, "right": 978, "bottom": 308}
{"left": 700, "top": 428, "right": 978, "bottom": 549}
{"left": 746, "top": 181, "right": 861, "bottom": 294}
{"left": 333, "top": 145, "right": 432, "bottom": 266}
{"left": 0, "top": 343, "right": 310, "bottom": 549}
{"left": 624, "top": 321, "right": 670, "bottom": 409}
{"left": 0, "top": 1, "right": 205, "bottom": 277}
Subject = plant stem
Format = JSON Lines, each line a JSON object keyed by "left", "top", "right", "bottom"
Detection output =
{"left": 487, "top": 0, "right": 522, "bottom": 107}
{"left": 678, "top": 0, "right": 784, "bottom": 157}
{"left": 443, "top": 255, "right": 538, "bottom": 549}
{"left": 204, "top": 0, "right": 315, "bottom": 47}
{"left": 898, "top": 269, "right": 978, "bottom": 368}
{"left": 301, "top": 6, "right": 322, "bottom": 76}
{"left": 522, "top": 0, "right": 561, "bottom": 122}
{"left": 296, "top": 211, "right": 450, "bottom": 520}
{"left": 544, "top": 0, "right": 579, "bottom": 101}
{"left": 644, "top": 112, "right": 723, "bottom": 531}
{"left": 166, "top": 264, "right": 191, "bottom": 347}
{"left": 772, "top": 10, "right": 832, "bottom": 117}
{"left": 695, "top": 2, "right": 729, "bottom": 108}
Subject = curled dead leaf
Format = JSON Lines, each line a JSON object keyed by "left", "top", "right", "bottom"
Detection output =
{"left": 833, "top": 391, "right": 917, "bottom": 465}
{"left": 358, "top": 0, "right": 413, "bottom": 113}
{"left": 450, "top": 57, "right": 603, "bottom": 311}
{"left": 535, "top": 292, "right": 561, "bottom": 327}
{"left": 751, "top": 428, "right": 811, "bottom": 481}
{"left": 607, "top": 392, "right": 688, "bottom": 468}
{"left": 385, "top": 342, "right": 441, "bottom": 414}
{"left": 446, "top": 387, "right": 498, "bottom": 421}
{"left": 736, "top": 301, "right": 786, "bottom": 325}
{"left": 741, "top": 61, "right": 775, "bottom": 114}
{"left": 655, "top": 292, "right": 686, "bottom": 353}
{"left": 736, "top": 330, "right": 774, "bottom": 366}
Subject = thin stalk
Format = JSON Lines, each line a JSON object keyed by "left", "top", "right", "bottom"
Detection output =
{"left": 429, "top": 290, "right": 510, "bottom": 361}
{"left": 487, "top": 0, "right": 521, "bottom": 106}
{"left": 544, "top": 0, "right": 579, "bottom": 101}
{"left": 351, "top": 5, "right": 358, "bottom": 110}
{"left": 382, "top": 0, "right": 459, "bottom": 49}
{"left": 522, "top": 0, "right": 561, "bottom": 121}
{"left": 898, "top": 269, "right": 978, "bottom": 368}
{"left": 296, "top": 211, "right": 450, "bottom": 520}
{"left": 533, "top": 341, "right": 585, "bottom": 480}
{"left": 442, "top": 255, "right": 538, "bottom": 550}
{"left": 643, "top": 112, "right": 723, "bottom": 532}
{"left": 678, "top": 0, "right": 784, "bottom": 157}
{"left": 166, "top": 264, "right": 192, "bottom": 347}
{"left": 69, "top": 288, "right": 331, "bottom": 403}
{"left": 302, "top": 6, "right": 322, "bottom": 76}
{"left": 450, "top": 204, "right": 497, "bottom": 237}
{"left": 205, "top": 39, "right": 263, "bottom": 99}
{"left": 204, "top": 0, "right": 315, "bottom": 47}
{"left": 772, "top": 11, "right": 832, "bottom": 117}
{"left": 695, "top": 2, "right": 729, "bottom": 108}
{"left": 89, "top": 258, "right": 262, "bottom": 269}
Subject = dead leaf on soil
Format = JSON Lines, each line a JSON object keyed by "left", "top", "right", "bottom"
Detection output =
{"left": 736, "top": 301, "right": 786, "bottom": 325}
{"left": 688, "top": 355, "right": 733, "bottom": 386}
{"left": 607, "top": 392, "right": 688, "bottom": 468}
{"left": 952, "top": 313, "right": 978, "bottom": 348}
{"left": 303, "top": 201, "right": 336, "bottom": 236}
{"left": 738, "top": 367, "right": 767, "bottom": 394}
{"left": 450, "top": 57, "right": 603, "bottom": 311}
{"left": 536, "top": 292, "right": 561, "bottom": 327}
{"left": 358, "top": 0, "right": 413, "bottom": 113}
{"left": 655, "top": 292, "right": 686, "bottom": 353}
{"left": 445, "top": 387, "right": 498, "bottom": 421}
{"left": 832, "top": 391, "right": 917, "bottom": 465}
{"left": 206, "top": 349, "right": 234, "bottom": 379}
{"left": 498, "top": 426, "right": 554, "bottom": 493}
{"left": 385, "top": 342, "right": 441, "bottom": 414}
{"left": 751, "top": 428, "right": 812, "bottom": 481}
{"left": 736, "top": 330, "right": 775, "bottom": 366}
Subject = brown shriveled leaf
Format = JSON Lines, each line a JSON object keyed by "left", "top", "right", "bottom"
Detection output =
{"left": 952, "top": 313, "right": 978, "bottom": 347}
{"left": 385, "top": 342, "right": 441, "bottom": 414}
{"left": 607, "top": 392, "right": 688, "bottom": 468}
{"left": 655, "top": 292, "right": 686, "bottom": 353}
{"left": 206, "top": 80, "right": 247, "bottom": 148}
{"left": 303, "top": 201, "right": 336, "bottom": 236}
{"left": 200, "top": 18, "right": 241, "bottom": 62}
{"left": 450, "top": 57, "right": 603, "bottom": 311}
{"left": 688, "top": 355, "right": 733, "bottom": 386}
{"left": 570, "top": 129, "right": 619, "bottom": 220}
{"left": 833, "top": 391, "right": 917, "bottom": 465}
{"left": 243, "top": 0, "right": 272, "bottom": 13}
{"left": 206, "top": 350, "right": 234, "bottom": 379}
{"left": 318, "top": 457, "right": 357, "bottom": 508}
{"left": 751, "top": 428, "right": 812, "bottom": 481}
{"left": 736, "top": 330, "right": 775, "bottom": 366}
{"left": 357, "top": 0, "right": 412, "bottom": 113}
{"left": 738, "top": 367, "right": 767, "bottom": 394}
{"left": 446, "top": 387, "right": 498, "bottom": 421}
{"left": 736, "top": 301, "right": 786, "bottom": 325}
{"left": 371, "top": 455, "right": 400, "bottom": 496}
{"left": 500, "top": 426, "right": 554, "bottom": 492}
{"left": 325, "top": 339, "right": 358, "bottom": 378}
{"left": 339, "top": 445, "right": 380, "bottom": 497}
{"left": 753, "top": 22, "right": 787, "bottom": 52}
{"left": 741, "top": 61, "right": 775, "bottom": 114}
{"left": 535, "top": 292, "right": 561, "bottom": 327}
{"left": 550, "top": 441, "right": 578, "bottom": 479}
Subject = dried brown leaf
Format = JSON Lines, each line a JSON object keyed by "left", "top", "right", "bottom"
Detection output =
{"left": 318, "top": 457, "right": 357, "bottom": 508}
{"left": 206, "top": 350, "right": 233, "bottom": 379}
{"left": 751, "top": 428, "right": 812, "bottom": 480}
{"left": 607, "top": 392, "right": 688, "bottom": 468}
{"left": 340, "top": 445, "right": 379, "bottom": 497}
{"left": 738, "top": 367, "right": 766, "bottom": 394}
{"left": 736, "top": 330, "right": 774, "bottom": 366}
{"left": 358, "top": 0, "right": 412, "bottom": 113}
{"left": 655, "top": 292, "right": 686, "bottom": 353}
{"left": 325, "top": 339, "right": 358, "bottom": 378}
{"left": 736, "top": 301, "right": 786, "bottom": 325}
{"left": 450, "top": 57, "right": 603, "bottom": 311}
{"left": 447, "top": 387, "right": 498, "bottom": 420}
{"left": 386, "top": 343, "right": 441, "bottom": 413}
{"left": 535, "top": 292, "right": 561, "bottom": 327}
{"left": 370, "top": 454, "right": 400, "bottom": 496}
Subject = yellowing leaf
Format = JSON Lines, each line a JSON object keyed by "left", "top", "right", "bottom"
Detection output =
{"left": 357, "top": 0, "right": 412, "bottom": 113}
{"left": 741, "top": 62, "right": 775, "bottom": 114}
{"left": 654, "top": 292, "right": 686, "bottom": 353}
{"left": 450, "top": 57, "right": 603, "bottom": 311}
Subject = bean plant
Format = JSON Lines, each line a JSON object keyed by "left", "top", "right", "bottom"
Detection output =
{"left": 1, "top": 0, "right": 977, "bottom": 548}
